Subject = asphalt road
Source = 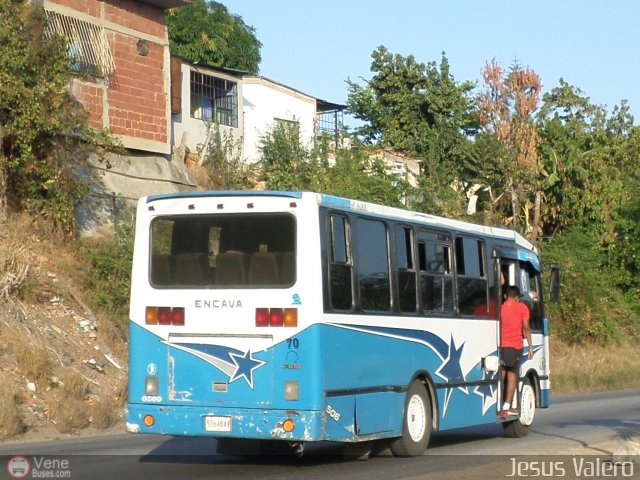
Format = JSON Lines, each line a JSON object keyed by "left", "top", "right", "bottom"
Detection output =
{"left": 1, "top": 389, "right": 638, "bottom": 480}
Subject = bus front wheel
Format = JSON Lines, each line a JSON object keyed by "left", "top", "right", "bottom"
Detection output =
{"left": 503, "top": 377, "right": 536, "bottom": 438}
{"left": 390, "top": 380, "right": 431, "bottom": 456}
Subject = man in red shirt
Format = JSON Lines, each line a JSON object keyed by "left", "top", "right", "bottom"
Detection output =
{"left": 499, "top": 285, "right": 534, "bottom": 418}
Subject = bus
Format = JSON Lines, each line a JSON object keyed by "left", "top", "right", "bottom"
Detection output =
{"left": 125, "top": 190, "right": 557, "bottom": 457}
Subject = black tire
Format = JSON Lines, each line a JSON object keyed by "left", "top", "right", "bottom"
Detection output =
{"left": 390, "top": 380, "right": 432, "bottom": 456}
{"left": 503, "top": 377, "right": 536, "bottom": 438}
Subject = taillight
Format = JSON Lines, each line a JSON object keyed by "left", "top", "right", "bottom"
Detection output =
{"left": 284, "top": 308, "right": 298, "bottom": 327}
{"left": 255, "top": 308, "right": 269, "bottom": 327}
{"left": 157, "top": 307, "right": 171, "bottom": 325}
{"left": 145, "top": 307, "right": 158, "bottom": 325}
{"left": 269, "top": 308, "right": 284, "bottom": 327}
{"left": 146, "top": 306, "right": 185, "bottom": 326}
{"left": 255, "top": 308, "right": 297, "bottom": 327}
{"left": 171, "top": 307, "right": 185, "bottom": 326}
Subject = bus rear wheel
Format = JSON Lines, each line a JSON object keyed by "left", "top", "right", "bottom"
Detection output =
{"left": 503, "top": 377, "right": 536, "bottom": 438}
{"left": 390, "top": 380, "right": 431, "bottom": 456}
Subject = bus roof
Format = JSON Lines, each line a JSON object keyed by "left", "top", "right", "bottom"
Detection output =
{"left": 143, "top": 190, "right": 537, "bottom": 254}
{"left": 146, "top": 190, "right": 303, "bottom": 203}
{"left": 315, "top": 193, "right": 537, "bottom": 255}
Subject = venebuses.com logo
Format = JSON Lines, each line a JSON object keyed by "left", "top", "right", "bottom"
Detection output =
{"left": 6, "top": 456, "right": 71, "bottom": 479}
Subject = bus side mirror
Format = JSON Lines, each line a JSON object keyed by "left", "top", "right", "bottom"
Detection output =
{"left": 549, "top": 266, "right": 560, "bottom": 302}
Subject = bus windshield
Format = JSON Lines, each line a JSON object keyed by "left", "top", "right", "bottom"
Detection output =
{"left": 149, "top": 212, "right": 296, "bottom": 288}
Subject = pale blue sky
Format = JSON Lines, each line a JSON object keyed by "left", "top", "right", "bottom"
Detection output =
{"left": 221, "top": 1, "right": 640, "bottom": 126}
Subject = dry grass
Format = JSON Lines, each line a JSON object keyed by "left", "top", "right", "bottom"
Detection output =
{"left": 49, "top": 398, "right": 90, "bottom": 433}
{"left": 89, "top": 395, "right": 120, "bottom": 429}
{"left": 57, "top": 371, "right": 88, "bottom": 400}
{"left": 551, "top": 339, "right": 640, "bottom": 393}
{"left": 95, "top": 312, "right": 128, "bottom": 362}
{"left": 3, "top": 332, "right": 51, "bottom": 386}
{"left": 0, "top": 223, "right": 33, "bottom": 302}
{"left": 48, "top": 371, "right": 90, "bottom": 433}
{"left": 0, "top": 379, "right": 26, "bottom": 437}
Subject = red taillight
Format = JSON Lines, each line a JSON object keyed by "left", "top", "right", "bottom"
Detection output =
{"left": 171, "top": 307, "right": 185, "bottom": 325}
{"left": 157, "top": 307, "right": 171, "bottom": 325}
{"left": 255, "top": 308, "right": 269, "bottom": 327}
{"left": 146, "top": 306, "right": 185, "bottom": 326}
{"left": 269, "top": 308, "right": 284, "bottom": 327}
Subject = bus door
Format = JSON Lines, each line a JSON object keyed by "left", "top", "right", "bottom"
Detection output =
{"left": 495, "top": 252, "right": 543, "bottom": 412}
{"left": 494, "top": 251, "right": 518, "bottom": 412}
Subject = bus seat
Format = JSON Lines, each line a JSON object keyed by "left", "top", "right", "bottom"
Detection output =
{"left": 248, "top": 252, "right": 279, "bottom": 285}
{"left": 174, "top": 253, "right": 210, "bottom": 286}
{"left": 215, "top": 251, "right": 248, "bottom": 285}
{"left": 278, "top": 251, "right": 295, "bottom": 285}
{"left": 150, "top": 254, "right": 171, "bottom": 285}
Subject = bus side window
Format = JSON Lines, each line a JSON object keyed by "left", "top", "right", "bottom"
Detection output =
{"left": 396, "top": 226, "right": 417, "bottom": 313}
{"left": 354, "top": 218, "right": 391, "bottom": 312}
{"left": 520, "top": 262, "right": 542, "bottom": 331}
{"left": 329, "top": 215, "right": 353, "bottom": 310}
{"left": 456, "top": 237, "right": 488, "bottom": 316}
{"left": 419, "top": 231, "right": 454, "bottom": 314}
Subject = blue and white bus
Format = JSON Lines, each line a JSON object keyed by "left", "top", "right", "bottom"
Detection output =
{"left": 125, "top": 191, "right": 555, "bottom": 456}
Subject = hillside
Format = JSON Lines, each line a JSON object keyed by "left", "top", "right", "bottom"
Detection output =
{"left": 0, "top": 216, "right": 127, "bottom": 441}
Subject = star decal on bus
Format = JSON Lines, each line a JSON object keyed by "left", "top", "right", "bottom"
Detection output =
{"left": 435, "top": 336, "right": 469, "bottom": 415}
{"left": 473, "top": 371, "right": 497, "bottom": 415}
{"left": 166, "top": 342, "right": 267, "bottom": 389}
{"left": 228, "top": 349, "right": 266, "bottom": 389}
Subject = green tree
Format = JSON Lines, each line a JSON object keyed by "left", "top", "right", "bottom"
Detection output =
{"left": 259, "top": 120, "right": 406, "bottom": 207}
{"left": 537, "top": 79, "right": 640, "bottom": 308}
{"left": 0, "top": 0, "right": 114, "bottom": 232}
{"left": 259, "top": 120, "right": 316, "bottom": 191}
{"left": 346, "top": 46, "right": 477, "bottom": 215}
{"left": 167, "top": 0, "right": 261, "bottom": 73}
{"left": 536, "top": 79, "right": 627, "bottom": 237}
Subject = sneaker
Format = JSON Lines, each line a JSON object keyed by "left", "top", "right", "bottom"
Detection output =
{"left": 498, "top": 410, "right": 508, "bottom": 419}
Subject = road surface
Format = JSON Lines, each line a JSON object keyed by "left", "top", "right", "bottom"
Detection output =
{"left": 1, "top": 389, "right": 638, "bottom": 479}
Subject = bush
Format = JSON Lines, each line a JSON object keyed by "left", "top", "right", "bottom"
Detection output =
{"left": 541, "top": 228, "right": 639, "bottom": 344}
{"left": 79, "top": 211, "right": 134, "bottom": 325}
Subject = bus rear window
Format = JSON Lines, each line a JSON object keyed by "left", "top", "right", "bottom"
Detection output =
{"left": 149, "top": 213, "right": 296, "bottom": 288}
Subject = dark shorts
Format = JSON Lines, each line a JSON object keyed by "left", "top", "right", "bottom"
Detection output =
{"left": 501, "top": 348, "right": 522, "bottom": 370}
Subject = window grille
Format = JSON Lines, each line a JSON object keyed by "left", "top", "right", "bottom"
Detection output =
{"left": 190, "top": 71, "right": 238, "bottom": 128}
{"left": 315, "top": 109, "right": 343, "bottom": 148}
{"left": 45, "top": 10, "right": 115, "bottom": 78}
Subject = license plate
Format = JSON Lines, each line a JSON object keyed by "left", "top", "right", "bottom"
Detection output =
{"left": 204, "top": 416, "right": 232, "bottom": 432}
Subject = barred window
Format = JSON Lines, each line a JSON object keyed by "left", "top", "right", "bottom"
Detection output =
{"left": 44, "top": 10, "right": 115, "bottom": 78}
{"left": 190, "top": 71, "right": 238, "bottom": 128}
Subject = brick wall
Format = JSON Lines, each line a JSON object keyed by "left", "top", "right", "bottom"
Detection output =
{"left": 108, "top": 33, "right": 167, "bottom": 143}
{"left": 47, "top": 0, "right": 169, "bottom": 152}
{"left": 49, "top": 0, "right": 101, "bottom": 17}
{"left": 71, "top": 80, "right": 105, "bottom": 130}
{"left": 104, "top": 0, "right": 165, "bottom": 38}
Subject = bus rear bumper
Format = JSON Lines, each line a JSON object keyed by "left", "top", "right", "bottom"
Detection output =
{"left": 125, "top": 403, "right": 322, "bottom": 442}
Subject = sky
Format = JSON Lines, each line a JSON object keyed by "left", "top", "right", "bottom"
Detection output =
{"left": 220, "top": 0, "right": 640, "bottom": 126}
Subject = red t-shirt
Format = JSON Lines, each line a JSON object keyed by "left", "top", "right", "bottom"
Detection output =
{"left": 500, "top": 300, "right": 530, "bottom": 349}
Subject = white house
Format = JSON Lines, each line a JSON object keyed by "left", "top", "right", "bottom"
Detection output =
{"left": 170, "top": 58, "right": 344, "bottom": 165}
{"left": 171, "top": 60, "right": 245, "bottom": 161}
